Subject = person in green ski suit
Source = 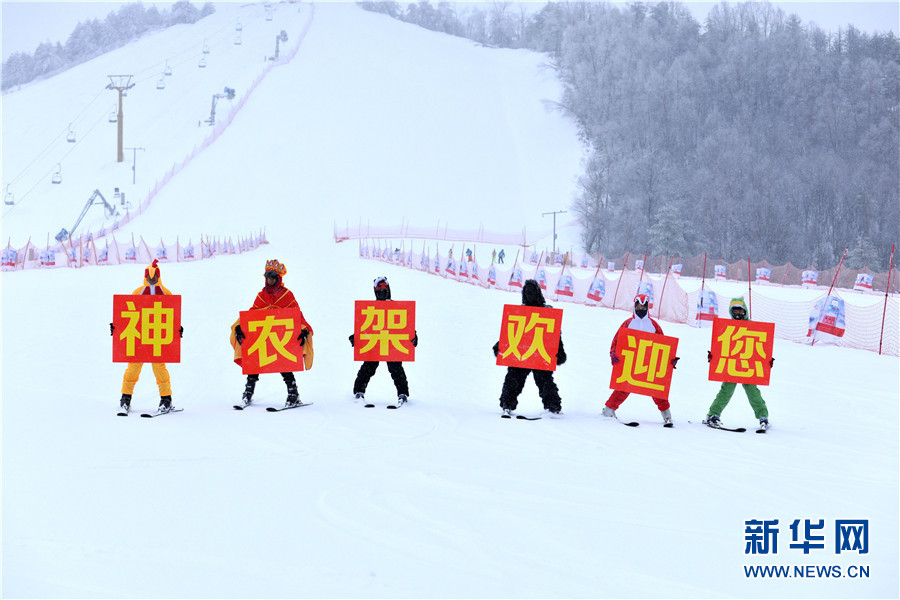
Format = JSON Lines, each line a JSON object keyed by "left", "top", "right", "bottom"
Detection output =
{"left": 704, "top": 297, "right": 772, "bottom": 430}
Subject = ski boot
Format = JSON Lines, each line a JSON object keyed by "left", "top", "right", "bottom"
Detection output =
{"left": 119, "top": 393, "right": 132, "bottom": 413}
{"left": 285, "top": 377, "right": 300, "bottom": 408}
{"left": 544, "top": 407, "right": 563, "bottom": 419}
{"left": 601, "top": 406, "right": 616, "bottom": 418}
{"left": 354, "top": 392, "right": 365, "bottom": 402}
{"left": 758, "top": 417, "right": 770, "bottom": 431}
{"left": 158, "top": 395, "right": 173, "bottom": 414}
{"left": 704, "top": 414, "right": 721, "bottom": 428}
{"left": 241, "top": 375, "right": 258, "bottom": 407}
{"left": 661, "top": 408, "right": 673, "bottom": 427}
{"left": 396, "top": 393, "right": 408, "bottom": 407}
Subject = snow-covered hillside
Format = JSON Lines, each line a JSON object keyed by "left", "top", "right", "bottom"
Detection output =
{"left": 2, "top": 3, "right": 897, "bottom": 599}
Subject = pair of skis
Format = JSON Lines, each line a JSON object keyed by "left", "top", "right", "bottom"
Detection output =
{"left": 117, "top": 408, "right": 184, "bottom": 418}
{"left": 606, "top": 419, "right": 672, "bottom": 428}
{"left": 233, "top": 402, "right": 314, "bottom": 412}
{"left": 692, "top": 420, "right": 769, "bottom": 434}
{"left": 501, "top": 412, "right": 542, "bottom": 421}
{"left": 364, "top": 400, "right": 406, "bottom": 410}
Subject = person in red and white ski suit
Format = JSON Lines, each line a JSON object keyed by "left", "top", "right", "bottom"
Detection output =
{"left": 602, "top": 293, "right": 677, "bottom": 425}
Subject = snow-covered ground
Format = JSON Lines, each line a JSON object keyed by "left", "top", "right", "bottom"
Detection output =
{"left": 2, "top": 3, "right": 897, "bottom": 598}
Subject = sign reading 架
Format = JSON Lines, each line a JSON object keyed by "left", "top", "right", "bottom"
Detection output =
{"left": 112, "top": 294, "right": 181, "bottom": 363}
{"left": 353, "top": 300, "right": 416, "bottom": 362}
{"left": 496, "top": 305, "right": 563, "bottom": 371}
{"left": 239, "top": 308, "right": 306, "bottom": 374}
{"left": 708, "top": 318, "right": 775, "bottom": 386}
{"left": 609, "top": 328, "right": 678, "bottom": 399}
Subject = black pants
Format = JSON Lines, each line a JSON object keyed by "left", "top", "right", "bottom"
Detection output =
{"left": 499, "top": 366, "right": 561, "bottom": 412}
{"left": 247, "top": 372, "right": 295, "bottom": 387}
{"left": 353, "top": 361, "right": 409, "bottom": 396}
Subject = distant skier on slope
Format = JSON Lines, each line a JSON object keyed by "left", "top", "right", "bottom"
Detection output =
{"left": 703, "top": 297, "right": 772, "bottom": 430}
{"left": 111, "top": 259, "right": 183, "bottom": 414}
{"left": 349, "top": 276, "right": 418, "bottom": 406}
{"left": 493, "top": 279, "right": 566, "bottom": 417}
{"left": 602, "top": 293, "right": 678, "bottom": 426}
{"left": 230, "top": 259, "right": 313, "bottom": 408}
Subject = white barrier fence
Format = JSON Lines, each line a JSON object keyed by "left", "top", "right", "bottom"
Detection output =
{"left": 359, "top": 240, "right": 899, "bottom": 357}
{"left": 2, "top": 230, "right": 268, "bottom": 270}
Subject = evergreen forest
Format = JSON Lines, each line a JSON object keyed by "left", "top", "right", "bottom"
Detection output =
{"left": 361, "top": 1, "right": 899, "bottom": 270}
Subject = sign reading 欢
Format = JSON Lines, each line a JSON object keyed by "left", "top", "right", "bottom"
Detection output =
{"left": 496, "top": 305, "right": 563, "bottom": 371}
{"left": 112, "top": 294, "right": 181, "bottom": 363}
{"left": 353, "top": 300, "right": 416, "bottom": 362}
{"left": 239, "top": 308, "right": 306, "bottom": 374}
{"left": 708, "top": 318, "right": 775, "bottom": 386}
{"left": 609, "top": 328, "right": 678, "bottom": 399}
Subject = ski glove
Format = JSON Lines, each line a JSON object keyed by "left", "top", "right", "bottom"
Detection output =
{"left": 298, "top": 329, "right": 309, "bottom": 346}
{"left": 492, "top": 341, "right": 500, "bottom": 358}
{"left": 179, "top": 325, "right": 184, "bottom": 338}
{"left": 348, "top": 334, "right": 355, "bottom": 347}
{"left": 610, "top": 352, "right": 620, "bottom": 366}
{"left": 671, "top": 356, "right": 680, "bottom": 369}
{"left": 707, "top": 350, "right": 712, "bottom": 363}
{"left": 412, "top": 333, "right": 418, "bottom": 347}
{"left": 556, "top": 339, "right": 567, "bottom": 365}
{"left": 769, "top": 357, "right": 774, "bottom": 368}
{"left": 109, "top": 322, "right": 115, "bottom": 336}
{"left": 235, "top": 324, "right": 245, "bottom": 345}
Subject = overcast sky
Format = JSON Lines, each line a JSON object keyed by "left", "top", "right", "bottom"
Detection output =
{"left": 2, "top": 1, "right": 898, "bottom": 62}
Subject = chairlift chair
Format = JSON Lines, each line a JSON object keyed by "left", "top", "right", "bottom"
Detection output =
{"left": 236, "top": 20, "right": 242, "bottom": 31}
{"left": 198, "top": 57, "right": 207, "bottom": 68}
{"left": 4, "top": 185, "right": 13, "bottom": 206}
{"left": 52, "top": 164, "right": 62, "bottom": 185}
{"left": 164, "top": 61, "right": 173, "bottom": 76}
{"left": 202, "top": 42, "right": 210, "bottom": 54}
{"left": 109, "top": 109, "right": 117, "bottom": 123}
{"left": 157, "top": 77, "right": 165, "bottom": 90}
{"left": 67, "top": 123, "right": 76, "bottom": 143}
{"left": 234, "top": 33, "right": 242, "bottom": 45}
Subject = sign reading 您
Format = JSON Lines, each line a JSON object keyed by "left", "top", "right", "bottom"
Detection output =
{"left": 708, "top": 318, "right": 775, "bottom": 386}
{"left": 496, "top": 305, "right": 563, "bottom": 371}
{"left": 112, "top": 295, "right": 181, "bottom": 363}
{"left": 239, "top": 308, "right": 306, "bottom": 374}
{"left": 609, "top": 328, "right": 678, "bottom": 399}
{"left": 353, "top": 300, "right": 416, "bottom": 362}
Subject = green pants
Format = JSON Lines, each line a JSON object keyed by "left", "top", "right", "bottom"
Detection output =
{"left": 708, "top": 382, "right": 768, "bottom": 419}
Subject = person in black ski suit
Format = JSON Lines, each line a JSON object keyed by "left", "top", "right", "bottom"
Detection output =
{"left": 493, "top": 279, "right": 566, "bottom": 417}
{"left": 349, "top": 277, "right": 418, "bottom": 405}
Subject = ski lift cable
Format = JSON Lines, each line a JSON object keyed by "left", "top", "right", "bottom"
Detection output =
{"left": 6, "top": 5, "right": 270, "bottom": 213}
{"left": 4, "top": 108, "right": 109, "bottom": 215}
{"left": 130, "top": 14, "right": 240, "bottom": 81}
{"left": 5, "top": 86, "right": 106, "bottom": 189}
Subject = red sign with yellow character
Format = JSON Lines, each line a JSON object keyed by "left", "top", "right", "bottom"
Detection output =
{"left": 353, "top": 300, "right": 416, "bottom": 362}
{"left": 496, "top": 305, "right": 563, "bottom": 371}
{"left": 240, "top": 308, "right": 306, "bottom": 375}
{"left": 708, "top": 318, "right": 775, "bottom": 386}
{"left": 112, "top": 295, "right": 182, "bottom": 363}
{"left": 609, "top": 328, "right": 678, "bottom": 399}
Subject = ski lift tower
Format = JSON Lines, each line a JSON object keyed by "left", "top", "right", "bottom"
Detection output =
{"left": 106, "top": 75, "right": 135, "bottom": 163}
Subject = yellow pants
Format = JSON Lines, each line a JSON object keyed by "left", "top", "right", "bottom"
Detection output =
{"left": 121, "top": 363, "right": 172, "bottom": 396}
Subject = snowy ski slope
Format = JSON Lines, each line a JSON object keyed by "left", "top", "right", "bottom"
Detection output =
{"left": 2, "top": 3, "right": 897, "bottom": 598}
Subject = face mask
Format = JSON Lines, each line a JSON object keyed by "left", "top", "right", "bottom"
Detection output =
{"left": 635, "top": 307, "right": 648, "bottom": 318}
